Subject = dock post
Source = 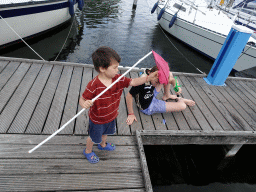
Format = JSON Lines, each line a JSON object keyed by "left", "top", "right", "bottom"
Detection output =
{"left": 132, "top": 0, "right": 138, "bottom": 9}
{"left": 217, "top": 144, "right": 243, "bottom": 171}
{"left": 204, "top": 25, "right": 253, "bottom": 86}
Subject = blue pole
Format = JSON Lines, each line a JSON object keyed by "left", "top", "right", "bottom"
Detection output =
{"left": 204, "top": 25, "right": 252, "bottom": 86}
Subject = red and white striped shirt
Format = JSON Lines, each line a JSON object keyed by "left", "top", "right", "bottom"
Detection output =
{"left": 82, "top": 74, "right": 132, "bottom": 124}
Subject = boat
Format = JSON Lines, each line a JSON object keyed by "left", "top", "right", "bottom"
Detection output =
{"left": 0, "top": 0, "right": 84, "bottom": 48}
{"left": 152, "top": 0, "right": 256, "bottom": 72}
{"left": 216, "top": 0, "right": 256, "bottom": 39}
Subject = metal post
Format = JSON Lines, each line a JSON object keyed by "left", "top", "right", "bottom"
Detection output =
{"left": 204, "top": 25, "right": 253, "bottom": 86}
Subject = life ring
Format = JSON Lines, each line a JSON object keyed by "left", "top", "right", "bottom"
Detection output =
{"left": 78, "top": 0, "right": 84, "bottom": 10}
{"left": 69, "top": 0, "right": 74, "bottom": 16}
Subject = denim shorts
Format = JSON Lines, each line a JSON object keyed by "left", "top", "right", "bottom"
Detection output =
{"left": 141, "top": 89, "right": 166, "bottom": 115}
{"left": 88, "top": 119, "right": 116, "bottom": 144}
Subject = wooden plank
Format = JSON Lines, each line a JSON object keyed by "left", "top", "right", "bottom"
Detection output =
{"left": 0, "top": 64, "right": 42, "bottom": 133}
{"left": 225, "top": 80, "right": 256, "bottom": 113}
{"left": 228, "top": 79, "right": 256, "bottom": 105}
{"left": 8, "top": 64, "right": 53, "bottom": 133}
{"left": 0, "top": 135, "right": 136, "bottom": 145}
{"left": 198, "top": 78, "right": 253, "bottom": 131}
{"left": 236, "top": 80, "right": 256, "bottom": 100}
{"left": 0, "top": 61, "right": 9, "bottom": 73}
{"left": 0, "top": 145, "right": 139, "bottom": 159}
{"left": 176, "top": 76, "right": 202, "bottom": 130}
{"left": 0, "top": 61, "right": 19, "bottom": 91}
{"left": 42, "top": 66, "right": 73, "bottom": 134}
{"left": 117, "top": 69, "right": 132, "bottom": 135}
{"left": 0, "top": 62, "right": 30, "bottom": 113}
{"left": 59, "top": 67, "right": 83, "bottom": 134}
{"left": 74, "top": 68, "right": 92, "bottom": 135}
{"left": 214, "top": 84, "right": 256, "bottom": 131}
{"left": 179, "top": 75, "right": 222, "bottom": 131}
{"left": 0, "top": 172, "right": 144, "bottom": 192}
{"left": 129, "top": 72, "right": 155, "bottom": 131}
{"left": 0, "top": 158, "right": 141, "bottom": 175}
{"left": 25, "top": 65, "right": 63, "bottom": 134}
{"left": 128, "top": 71, "right": 144, "bottom": 134}
{"left": 193, "top": 76, "right": 241, "bottom": 131}
{"left": 216, "top": 80, "right": 256, "bottom": 123}
{"left": 187, "top": 76, "right": 233, "bottom": 131}
{"left": 136, "top": 130, "right": 153, "bottom": 192}
{"left": 167, "top": 83, "right": 190, "bottom": 131}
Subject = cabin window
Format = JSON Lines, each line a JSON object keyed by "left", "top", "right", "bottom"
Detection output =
{"left": 173, "top": 3, "right": 186, "bottom": 12}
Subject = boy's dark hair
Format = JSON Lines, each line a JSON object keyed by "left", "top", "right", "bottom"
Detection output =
{"left": 92, "top": 46, "right": 121, "bottom": 72}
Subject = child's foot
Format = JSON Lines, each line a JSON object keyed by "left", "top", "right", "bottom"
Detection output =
{"left": 98, "top": 143, "right": 116, "bottom": 151}
{"left": 162, "top": 95, "right": 177, "bottom": 101}
{"left": 83, "top": 149, "right": 99, "bottom": 164}
{"left": 179, "top": 98, "right": 196, "bottom": 106}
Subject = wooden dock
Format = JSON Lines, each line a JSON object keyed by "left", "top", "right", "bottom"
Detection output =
{"left": 1, "top": 56, "right": 256, "bottom": 191}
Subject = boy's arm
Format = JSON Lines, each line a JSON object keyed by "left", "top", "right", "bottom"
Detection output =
{"left": 79, "top": 96, "right": 93, "bottom": 109}
{"left": 130, "top": 71, "right": 158, "bottom": 87}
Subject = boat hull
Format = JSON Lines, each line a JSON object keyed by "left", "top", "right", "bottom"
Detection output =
{"left": 0, "top": 0, "right": 79, "bottom": 47}
{"left": 157, "top": 6, "right": 256, "bottom": 72}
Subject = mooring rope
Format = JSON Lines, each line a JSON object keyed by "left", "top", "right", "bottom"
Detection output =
{"left": 144, "top": 0, "right": 206, "bottom": 74}
{"left": 54, "top": 16, "right": 76, "bottom": 61}
{"left": 0, "top": 15, "right": 45, "bottom": 61}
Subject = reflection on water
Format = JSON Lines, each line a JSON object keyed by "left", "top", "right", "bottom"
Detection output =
{"left": 0, "top": 0, "right": 255, "bottom": 77}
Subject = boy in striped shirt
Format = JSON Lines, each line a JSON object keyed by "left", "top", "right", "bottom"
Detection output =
{"left": 79, "top": 46, "right": 158, "bottom": 163}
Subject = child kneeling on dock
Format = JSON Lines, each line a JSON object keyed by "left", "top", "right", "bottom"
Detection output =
{"left": 79, "top": 46, "right": 158, "bottom": 163}
{"left": 126, "top": 66, "right": 196, "bottom": 125}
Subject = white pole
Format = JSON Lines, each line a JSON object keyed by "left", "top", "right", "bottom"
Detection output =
{"left": 28, "top": 51, "right": 152, "bottom": 153}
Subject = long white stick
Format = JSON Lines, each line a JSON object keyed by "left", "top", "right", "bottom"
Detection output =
{"left": 28, "top": 51, "right": 152, "bottom": 153}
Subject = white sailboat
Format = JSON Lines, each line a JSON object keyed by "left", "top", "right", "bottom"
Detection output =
{"left": 152, "top": 0, "right": 256, "bottom": 72}
{"left": 0, "top": 0, "right": 84, "bottom": 47}
{"left": 216, "top": 0, "right": 256, "bottom": 38}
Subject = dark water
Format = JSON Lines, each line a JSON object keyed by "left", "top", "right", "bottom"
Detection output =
{"left": 0, "top": 0, "right": 219, "bottom": 75}
{"left": 144, "top": 145, "right": 256, "bottom": 192}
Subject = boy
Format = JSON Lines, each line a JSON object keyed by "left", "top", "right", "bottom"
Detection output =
{"left": 79, "top": 46, "right": 158, "bottom": 163}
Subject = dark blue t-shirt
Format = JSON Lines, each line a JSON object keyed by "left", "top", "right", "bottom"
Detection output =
{"left": 129, "top": 83, "right": 155, "bottom": 110}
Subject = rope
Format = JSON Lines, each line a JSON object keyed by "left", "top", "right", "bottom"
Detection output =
{"left": 54, "top": 16, "right": 76, "bottom": 61}
{"left": 158, "top": 24, "right": 206, "bottom": 74}
{"left": 237, "top": 44, "right": 253, "bottom": 60}
{"left": 0, "top": 15, "right": 45, "bottom": 61}
{"left": 144, "top": 0, "right": 206, "bottom": 74}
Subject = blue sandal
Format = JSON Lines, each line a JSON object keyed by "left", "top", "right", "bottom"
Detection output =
{"left": 98, "top": 143, "right": 116, "bottom": 151}
{"left": 83, "top": 149, "right": 99, "bottom": 164}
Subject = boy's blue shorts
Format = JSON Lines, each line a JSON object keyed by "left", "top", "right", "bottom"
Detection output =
{"left": 88, "top": 119, "right": 116, "bottom": 144}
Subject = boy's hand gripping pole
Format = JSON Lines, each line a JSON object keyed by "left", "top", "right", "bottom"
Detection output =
{"left": 173, "top": 76, "right": 181, "bottom": 97}
{"left": 28, "top": 51, "right": 153, "bottom": 154}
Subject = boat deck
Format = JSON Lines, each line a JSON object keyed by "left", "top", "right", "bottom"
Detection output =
{"left": 1, "top": 56, "right": 256, "bottom": 191}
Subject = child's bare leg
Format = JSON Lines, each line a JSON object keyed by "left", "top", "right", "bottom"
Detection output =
{"left": 180, "top": 98, "right": 195, "bottom": 106}
{"left": 100, "top": 135, "right": 107, "bottom": 148}
{"left": 162, "top": 72, "right": 177, "bottom": 100}
{"left": 162, "top": 83, "right": 177, "bottom": 100}
{"left": 165, "top": 97, "right": 195, "bottom": 112}
{"left": 85, "top": 137, "right": 94, "bottom": 154}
